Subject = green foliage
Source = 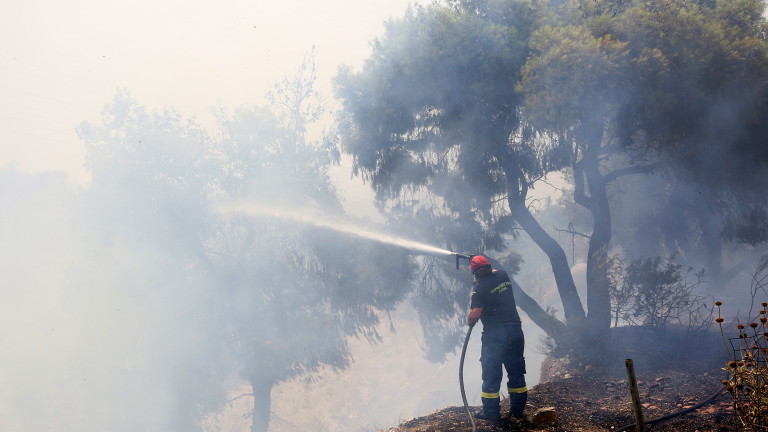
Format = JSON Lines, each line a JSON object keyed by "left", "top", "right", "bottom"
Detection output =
{"left": 335, "top": 0, "right": 555, "bottom": 355}
{"left": 521, "top": 23, "right": 630, "bottom": 128}
{"left": 520, "top": 0, "right": 768, "bottom": 343}
{"left": 335, "top": 0, "right": 552, "bottom": 256}
{"left": 522, "top": 0, "right": 768, "bottom": 156}
{"left": 338, "top": 0, "right": 768, "bottom": 359}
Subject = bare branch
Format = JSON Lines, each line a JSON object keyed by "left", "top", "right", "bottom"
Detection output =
{"left": 526, "top": 197, "right": 549, "bottom": 212}
{"left": 535, "top": 176, "right": 563, "bottom": 193}
{"left": 491, "top": 194, "right": 509, "bottom": 204}
{"left": 554, "top": 225, "right": 591, "bottom": 240}
{"left": 228, "top": 392, "right": 255, "bottom": 404}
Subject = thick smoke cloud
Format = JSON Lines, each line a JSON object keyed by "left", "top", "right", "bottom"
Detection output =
{"left": 0, "top": 170, "right": 212, "bottom": 432}
{"left": 0, "top": 166, "right": 546, "bottom": 432}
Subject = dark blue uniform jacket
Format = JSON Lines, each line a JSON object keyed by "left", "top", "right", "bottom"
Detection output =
{"left": 470, "top": 269, "right": 521, "bottom": 327}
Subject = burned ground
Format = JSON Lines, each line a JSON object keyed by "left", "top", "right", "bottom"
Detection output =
{"left": 385, "top": 329, "right": 745, "bottom": 432}
{"left": 386, "top": 361, "right": 740, "bottom": 432}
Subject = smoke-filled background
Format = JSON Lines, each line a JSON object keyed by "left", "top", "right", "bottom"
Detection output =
{"left": 4, "top": 0, "right": 768, "bottom": 431}
{"left": 0, "top": 1, "right": 526, "bottom": 431}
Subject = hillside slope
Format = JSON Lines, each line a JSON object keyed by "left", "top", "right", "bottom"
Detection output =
{"left": 385, "top": 360, "right": 742, "bottom": 432}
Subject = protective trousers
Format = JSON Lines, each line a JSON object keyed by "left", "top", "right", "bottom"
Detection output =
{"left": 479, "top": 323, "right": 527, "bottom": 419}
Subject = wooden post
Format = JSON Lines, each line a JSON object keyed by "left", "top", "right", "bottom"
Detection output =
{"left": 625, "top": 359, "right": 646, "bottom": 432}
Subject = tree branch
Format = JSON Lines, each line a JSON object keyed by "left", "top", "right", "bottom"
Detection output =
{"left": 526, "top": 197, "right": 549, "bottom": 212}
{"left": 573, "top": 159, "right": 591, "bottom": 208}
{"left": 228, "top": 392, "right": 255, "bottom": 404}
{"left": 509, "top": 278, "right": 567, "bottom": 338}
{"left": 604, "top": 163, "right": 658, "bottom": 183}
{"left": 554, "top": 225, "right": 591, "bottom": 240}
{"left": 536, "top": 176, "right": 563, "bottom": 193}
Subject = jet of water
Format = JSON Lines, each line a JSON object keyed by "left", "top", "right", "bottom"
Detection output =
{"left": 218, "top": 202, "right": 456, "bottom": 257}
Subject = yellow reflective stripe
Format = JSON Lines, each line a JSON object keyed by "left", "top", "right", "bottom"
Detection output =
{"left": 481, "top": 392, "right": 500, "bottom": 399}
{"left": 508, "top": 386, "right": 528, "bottom": 394}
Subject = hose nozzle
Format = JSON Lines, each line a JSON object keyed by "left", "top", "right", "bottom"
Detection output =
{"left": 452, "top": 253, "right": 475, "bottom": 269}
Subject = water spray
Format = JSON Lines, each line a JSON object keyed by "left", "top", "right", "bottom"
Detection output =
{"left": 218, "top": 202, "right": 475, "bottom": 263}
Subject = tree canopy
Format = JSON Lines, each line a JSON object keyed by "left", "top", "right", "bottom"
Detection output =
{"left": 77, "top": 56, "right": 415, "bottom": 432}
{"left": 336, "top": 0, "right": 768, "bottom": 357}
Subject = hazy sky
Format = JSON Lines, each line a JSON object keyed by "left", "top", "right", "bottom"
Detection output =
{"left": 1, "top": 0, "right": 420, "bottom": 185}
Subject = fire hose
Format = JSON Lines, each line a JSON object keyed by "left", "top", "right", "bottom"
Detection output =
{"left": 455, "top": 252, "right": 478, "bottom": 432}
{"left": 615, "top": 384, "right": 726, "bottom": 432}
{"left": 459, "top": 323, "right": 477, "bottom": 432}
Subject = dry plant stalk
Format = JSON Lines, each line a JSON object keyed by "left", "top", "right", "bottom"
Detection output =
{"left": 716, "top": 301, "right": 768, "bottom": 431}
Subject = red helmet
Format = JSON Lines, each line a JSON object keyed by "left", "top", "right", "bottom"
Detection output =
{"left": 469, "top": 255, "right": 491, "bottom": 271}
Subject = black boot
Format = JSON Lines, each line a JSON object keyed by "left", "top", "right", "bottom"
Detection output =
{"left": 508, "top": 391, "right": 528, "bottom": 419}
{"left": 475, "top": 409, "right": 502, "bottom": 422}
{"left": 475, "top": 410, "right": 502, "bottom": 424}
{"left": 477, "top": 393, "right": 502, "bottom": 422}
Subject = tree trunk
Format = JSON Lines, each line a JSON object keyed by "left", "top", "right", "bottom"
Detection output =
{"left": 249, "top": 376, "right": 275, "bottom": 432}
{"left": 508, "top": 196, "right": 587, "bottom": 328}
{"left": 582, "top": 163, "right": 612, "bottom": 342}
{"left": 573, "top": 117, "right": 613, "bottom": 353}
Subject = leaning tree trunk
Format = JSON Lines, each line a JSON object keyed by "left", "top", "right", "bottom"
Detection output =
{"left": 505, "top": 178, "right": 590, "bottom": 356}
{"left": 508, "top": 278, "right": 568, "bottom": 344}
{"left": 249, "top": 376, "right": 275, "bottom": 432}
{"left": 509, "top": 196, "right": 587, "bottom": 329}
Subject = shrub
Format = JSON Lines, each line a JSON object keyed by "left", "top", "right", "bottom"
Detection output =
{"left": 608, "top": 254, "right": 710, "bottom": 336}
{"left": 717, "top": 301, "right": 768, "bottom": 431}
{"left": 717, "top": 254, "right": 768, "bottom": 430}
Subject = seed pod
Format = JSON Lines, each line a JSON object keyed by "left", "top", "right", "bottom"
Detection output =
{"left": 716, "top": 317, "right": 724, "bottom": 323}
{"left": 738, "top": 324, "right": 746, "bottom": 329}
{"left": 751, "top": 323, "right": 759, "bottom": 328}
{"left": 729, "top": 361, "right": 738, "bottom": 368}
{"left": 726, "top": 385, "right": 734, "bottom": 391}
{"left": 738, "top": 362, "right": 745, "bottom": 367}
{"left": 716, "top": 301, "right": 723, "bottom": 306}
{"left": 752, "top": 345, "right": 758, "bottom": 350}
{"left": 722, "top": 380, "right": 729, "bottom": 385}
{"left": 762, "top": 302, "right": 768, "bottom": 307}
{"left": 761, "top": 317, "right": 767, "bottom": 323}
{"left": 760, "top": 310, "right": 767, "bottom": 315}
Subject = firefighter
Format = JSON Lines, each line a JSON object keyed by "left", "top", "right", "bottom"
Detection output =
{"left": 466, "top": 255, "right": 528, "bottom": 422}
